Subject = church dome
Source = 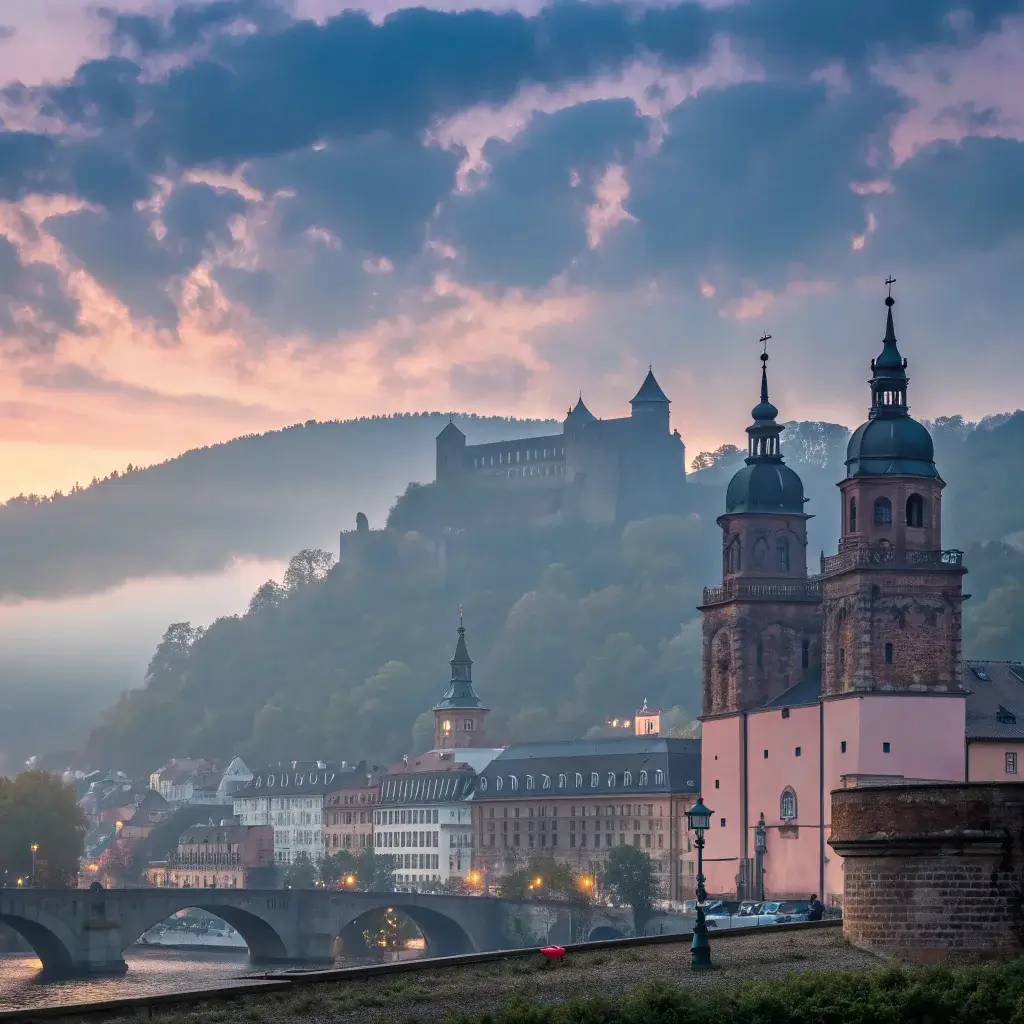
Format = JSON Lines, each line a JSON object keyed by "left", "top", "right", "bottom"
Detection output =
{"left": 725, "top": 349, "right": 807, "bottom": 516}
{"left": 726, "top": 461, "right": 806, "bottom": 515}
{"left": 845, "top": 416, "right": 936, "bottom": 478}
{"left": 845, "top": 289, "right": 937, "bottom": 479}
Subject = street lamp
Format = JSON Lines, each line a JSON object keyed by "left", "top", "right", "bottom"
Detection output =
{"left": 685, "top": 796, "right": 713, "bottom": 971}
{"left": 30, "top": 843, "right": 39, "bottom": 886}
{"left": 754, "top": 813, "right": 767, "bottom": 902}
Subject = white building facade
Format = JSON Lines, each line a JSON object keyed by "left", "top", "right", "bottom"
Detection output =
{"left": 374, "top": 749, "right": 500, "bottom": 888}
{"left": 233, "top": 761, "right": 339, "bottom": 866}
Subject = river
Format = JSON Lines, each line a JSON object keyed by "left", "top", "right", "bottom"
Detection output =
{"left": 0, "top": 948, "right": 364, "bottom": 1011}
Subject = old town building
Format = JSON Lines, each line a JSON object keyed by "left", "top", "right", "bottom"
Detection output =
{"left": 325, "top": 762, "right": 386, "bottom": 854}
{"left": 374, "top": 620, "right": 503, "bottom": 888}
{"left": 233, "top": 761, "right": 341, "bottom": 866}
{"left": 149, "top": 822, "right": 274, "bottom": 888}
{"left": 471, "top": 737, "right": 701, "bottom": 901}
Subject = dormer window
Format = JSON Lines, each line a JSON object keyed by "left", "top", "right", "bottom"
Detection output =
{"left": 590, "top": 772, "right": 599, "bottom": 788}
{"left": 997, "top": 706, "right": 1017, "bottom": 726}
{"left": 575, "top": 773, "right": 583, "bottom": 787}
{"left": 542, "top": 774, "right": 551, "bottom": 789}
{"left": 558, "top": 773, "right": 567, "bottom": 788}
{"left": 607, "top": 772, "right": 616, "bottom": 787}
{"left": 623, "top": 771, "right": 632, "bottom": 786}
{"left": 479, "top": 777, "right": 488, "bottom": 792}
{"left": 654, "top": 770, "right": 664, "bottom": 785}
{"left": 638, "top": 770, "right": 648, "bottom": 786}
{"left": 525, "top": 775, "right": 534, "bottom": 790}
{"left": 510, "top": 776, "right": 519, "bottom": 791}
{"left": 970, "top": 665, "right": 992, "bottom": 682}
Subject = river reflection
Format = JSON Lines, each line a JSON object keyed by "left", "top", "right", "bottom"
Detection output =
{"left": 0, "top": 948, "right": 349, "bottom": 1011}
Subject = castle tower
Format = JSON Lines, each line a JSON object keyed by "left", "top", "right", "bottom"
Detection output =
{"left": 435, "top": 419, "right": 467, "bottom": 484}
{"left": 629, "top": 367, "right": 671, "bottom": 434}
{"left": 700, "top": 348, "right": 821, "bottom": 716}
{"left": 821, "top": 284, "right": 966, "bottom": 695}
{"left": 433, "top": 612, "right": 490, "bottom": 749}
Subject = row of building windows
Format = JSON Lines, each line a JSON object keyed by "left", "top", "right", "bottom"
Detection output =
{"left": 490, "top": 464, "right": 566, "bottom": 479}
{"left": 397, "top": 853, "right": 439, "bottom": 870}
{"left": 375, "top": 808, "right": 441, "bottom": 826}
{"left": 328, "top": 832, "right": 369, "bottom": 849}
{"left": 274, "top": 811, "right": 320, "bottom": 825}
{"left": 328, "top": 810, "right": 369, "bottom": 825}
{"left": 484, "top": 803, "right": 656, "bottom": 818}
{"left": 480, "top": 769, "right": 664, "bottom": 793}
{"left": 849, "top": 493, "right": 925, "bottom": 532}
{"left": 724, "top": 537, "right": 791, "bottom": 575}
{"left": 376, "top": 830, "right": 440, "bottom": 849}
{"left": 472, "top": 446, "right": 565, "bottom": 469}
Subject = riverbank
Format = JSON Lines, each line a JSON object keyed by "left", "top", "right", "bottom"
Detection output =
{"left": 39, "top": 925, "right": 884, "bottom": 1024}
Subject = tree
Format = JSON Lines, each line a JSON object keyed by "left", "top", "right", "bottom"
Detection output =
{"left": 145, "top": 622, "right": 203, "bottom": 684}
{"left": 602, "top": 845, "right": 660, "bottom": 936}
{"left": 320, "top": 850, "right": 359, "bottom": 887}
{"left": 689, "top": 444, "right": 742, "bottom": 473}
{"left": 0, "top": 770, "right": 86, "bottom": 887}
{"left": 246, "top": 580, "right": 286, "bottom": 616}
{"left": 283, "top": 548, "right": 335, "bottom": 592}
{"left": 355, "top": 849, "right": 396, "bottom": 892}
{"left": 499, "top": 858, "right": 585, "bottom": 902}
{"left": 282, "top": 851, "right": 317, "bottom": 889}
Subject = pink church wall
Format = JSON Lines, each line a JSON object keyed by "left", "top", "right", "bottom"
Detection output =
{"left": 700, "top": 716, "right": 743, "bottom": 896}
{"left": 747, "top": 704, "right": 823, "bottom": 899}
{"left": 702, "top": 693, "right": 968, "bottom": 905}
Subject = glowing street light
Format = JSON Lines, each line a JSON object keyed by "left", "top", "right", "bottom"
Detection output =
{"left": 30, "top": 843, "right": 39, "bottom": 886}
{"left": 344, "top": 874, "right": 356, "bottom": 887}
{"left": 685, "top": 796, "right": 714, "bottom": 971}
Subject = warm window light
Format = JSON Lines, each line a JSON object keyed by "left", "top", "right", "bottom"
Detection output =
{"left": 442, "top": 720, "right": 452, "bottom": 733}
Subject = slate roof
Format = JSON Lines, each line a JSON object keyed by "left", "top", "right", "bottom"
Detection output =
{"left": 964, "top": 661, "right": 1024, "bottom": 740}
{"left": 630, "top": 369, "right": 670, "bottom": 405}
{"left": 759, "top": 672, "right": 823, "bottom": 710}
{"left": 475, "top": 737, "right": 700, "bottom": 799}
{"left": 233, "top": 761, "right": 347, "bottom": 797}
{"left": 178, "top": 824, "right": 258, "bottom": 846}
{"left": 378, "top": 751, "right": 482, "bottom": 805}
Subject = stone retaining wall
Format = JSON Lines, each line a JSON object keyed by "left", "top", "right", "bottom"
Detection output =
{"left": 829, "top": 782, "right": 1024, "bottom": 963}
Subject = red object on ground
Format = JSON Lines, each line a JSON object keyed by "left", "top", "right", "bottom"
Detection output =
{"left": 540, "top": 945, "right": 566, "bottom": 962}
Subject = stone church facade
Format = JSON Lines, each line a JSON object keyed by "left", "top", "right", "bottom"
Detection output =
{"left": 434, "top": 369, "right": 686, "bottom": 524}
{"left": 699, "top": 288, "right": 971, "bottom": 904}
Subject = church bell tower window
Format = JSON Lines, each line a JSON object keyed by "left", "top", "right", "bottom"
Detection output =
{"left": 873, "top": 497, "right": 892, "bottom": 526}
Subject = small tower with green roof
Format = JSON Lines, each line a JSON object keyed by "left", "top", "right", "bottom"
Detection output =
{"left": 433, "top": 610, "right": 490, "bottom": 750}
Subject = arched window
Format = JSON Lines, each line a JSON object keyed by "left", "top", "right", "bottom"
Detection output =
{"left": 849, "top": 497, "right": 857, "bottom": 532}
{"left": 754, "top": 537, "right": 768, "bottom": 568}
{"left": 558, "top": 773, "right": 567, "bottom": 789}
{"left": 873, "top": 497, "right": 892, "bottom": 526}
{"left": 906, "top": 493, "right": 924, "bottom": 528}
{"left": 590, "top": 772, "right": 599, "bottom": 788}
{"left": 776, "top": 537, "right": 790, "bottom": 572}
{"left": 575, "top": 773, "right": 583, "bottom": 788}
{"left": 639, "top": 770, "right": 648, "bottom": 786}
{"left": 495, "top": 776, "right": 504, "bottom": 791}
{"left": 509, "top": 776, "right": 519, "bottom": 791}
{"left": 724, "top": 538, "right": 741, "bottom": 575}
{"left": 654, "top": 770, "right": 664, "bottom": 785}
{"left": 525, "top": 775, "right": 534, "bottom": 790}
{"left": 607, "top": 772, "right": 616, "bottom": 787}
{"left": 623, "top": 771, "right": 633, "bottom": 786}
{"left": 780, "top": 788, "right": 797, "bottom": 821}
{"left": 542, "top": 774, "right": 551, "bottom": 789}
{"left": 479, "top": 777, "right": 487, "bottom": 792}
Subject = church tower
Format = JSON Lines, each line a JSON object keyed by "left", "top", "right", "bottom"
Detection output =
{"left": 700, "top": 347, "right": 821, "bottom": 716}
{"left": 433, "top": 612, "right": 490, "bottom": 750}
{"left": 821, "top": 283, "right": 966, "bottom": 695}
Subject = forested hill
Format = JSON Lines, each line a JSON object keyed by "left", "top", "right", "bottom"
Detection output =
{"left": 83, "top": 411, "right": 1024, "bottom": 776}
{"left": 0, "top": 413, "right": 558, "bottom": 601}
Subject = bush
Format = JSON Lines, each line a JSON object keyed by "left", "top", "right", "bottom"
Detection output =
{"left": 447, "top": 960, "right": 1024, "bottom": 1024}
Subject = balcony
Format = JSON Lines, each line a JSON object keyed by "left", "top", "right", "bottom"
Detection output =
{"left": 701, "top": 579, "right": 822, "bottom": 607}
{"left": 819, "top": 547, "right": 964, "bottom": 577}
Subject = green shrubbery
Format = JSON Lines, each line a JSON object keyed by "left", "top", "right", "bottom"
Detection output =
{"left": 449, "top": 960, "right": 1024, "bottom": 1024}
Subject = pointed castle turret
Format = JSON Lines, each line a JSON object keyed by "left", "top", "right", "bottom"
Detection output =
{"left": 433, "top": 610, "right": 490, "bottom": 750}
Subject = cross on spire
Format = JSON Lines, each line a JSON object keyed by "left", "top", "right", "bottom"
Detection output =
{"left": 885, "top": 275, "right": 896, "bottom": 301}
{"left": 759, "top": 332, "right": 771, "bottom": 361}
{"left": 459, "top": 605, "right": 464, "bottom": 629}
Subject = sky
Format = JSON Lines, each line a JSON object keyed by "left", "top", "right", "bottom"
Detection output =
{"left": 2, "top": 0, "right": 1024, "bottom": 501}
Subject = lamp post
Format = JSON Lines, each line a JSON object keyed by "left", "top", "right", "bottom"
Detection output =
{"left": 685, "top": 797, "right": 713, "bottom": 970}
{"left": 30, "top": 843, "right": 39, "bottom": 887}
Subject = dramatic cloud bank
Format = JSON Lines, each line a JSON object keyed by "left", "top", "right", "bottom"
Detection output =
{"left": 1, "top": 0, "right": 1023, "bottom": 496}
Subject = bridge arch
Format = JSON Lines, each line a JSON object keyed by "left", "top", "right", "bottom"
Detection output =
{"left": 338, "top": 901, "right": 475, "bottom": 959}
{"left": 0, "top": 911, "right": 78, "bottom": 974}
{"left": 126, "top": 904, "right": 289, "bottom": 962}
{"left": 587, "top": 924, "right": 626, "bottom": 941}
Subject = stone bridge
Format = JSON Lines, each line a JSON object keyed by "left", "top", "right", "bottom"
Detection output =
{"left": 0, "top": 889, "right": 630, "bottom": 976}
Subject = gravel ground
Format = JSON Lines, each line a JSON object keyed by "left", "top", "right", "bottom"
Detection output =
{"left": 110, "top": 926, "right": 883, "bottom": 1024}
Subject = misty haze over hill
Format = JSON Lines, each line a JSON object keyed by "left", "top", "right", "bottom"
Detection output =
{"left": 2, "top": 406, "right": 1023, "bottom": 775}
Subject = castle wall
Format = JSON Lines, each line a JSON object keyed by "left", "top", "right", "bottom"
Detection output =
{"left": 830, "top": 782, "right": 1024, "bottom": 963}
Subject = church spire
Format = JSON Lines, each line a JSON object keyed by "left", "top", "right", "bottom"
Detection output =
{"left": 433, "top": 613, "right": 483, "bottom": 710}
{"left": 745, "top": 337, "right": 783, "bottom": 462}
{"left": 868, "top": 277, "right": 909, "bottom": 420}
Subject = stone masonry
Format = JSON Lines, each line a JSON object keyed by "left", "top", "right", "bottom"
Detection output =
{"left": 829, "top": 782, "right": 1024, "bottom": 963}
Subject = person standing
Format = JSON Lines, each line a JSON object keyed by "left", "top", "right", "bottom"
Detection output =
{"left": 807, "top": 894, "right": 824, "bottom": 921}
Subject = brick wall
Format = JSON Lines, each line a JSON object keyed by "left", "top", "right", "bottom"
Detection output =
{"left": 830, "top": 783, "right": 1024, "bottom": 963}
